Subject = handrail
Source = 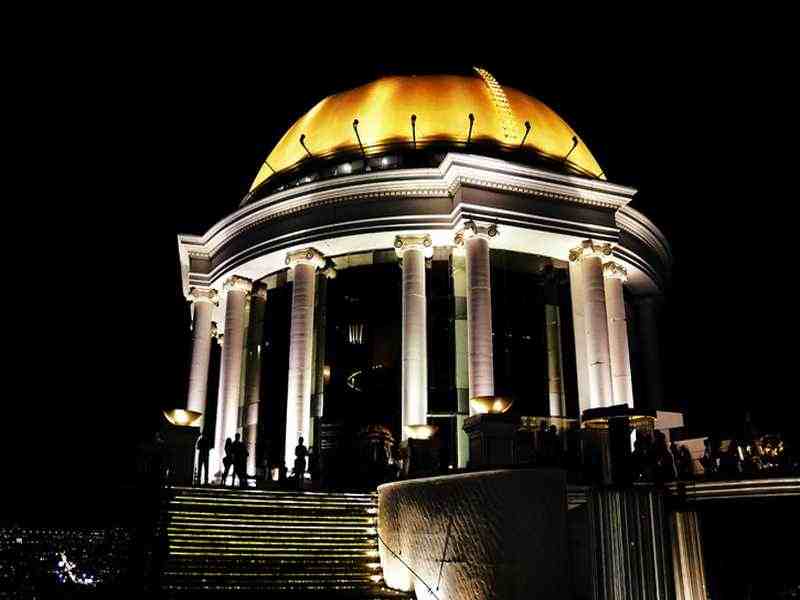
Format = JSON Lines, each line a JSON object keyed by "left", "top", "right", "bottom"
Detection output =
{"left": 376, "top": 530, "right": 441, "bottom": 600}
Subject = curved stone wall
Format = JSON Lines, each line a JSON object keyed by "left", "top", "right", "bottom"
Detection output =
{"left": 377, "top": 469, "right": 569, "bottom": 600}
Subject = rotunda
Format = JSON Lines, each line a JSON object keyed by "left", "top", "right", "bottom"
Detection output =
{"left": 177, "top": 68, "right": 671, "bottom": 479}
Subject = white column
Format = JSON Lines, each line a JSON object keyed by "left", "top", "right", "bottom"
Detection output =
{"left": 456, "top": 221, "right": 497, "bottom": 407}
{"left": 603, "top": 261, "right": 634, "bottom": 408}
{"left": 545, "top": 304, "right": 567, "bottom": 417}
{"left": 569, "top": 240, "right": 613, "bottom": 409}
{"left": 395, "top": 235, "right": 432, "bottom": 440}
{"left": 243, "top": 284, "right": 267, "bottom": 476}
{"left": 568, "top": 261, "right": 591, "bottom": 416}
{"left": 214, "top": 276, "right": 252, "bottom": 477}
{"left": 452, "top": 251, "right": 470, "bottom": 467}
{"left": 284, "top": 248, "right": 325, "bottom": 465}
{"left": 185, "top": 287, "right": 218, "bottom": 427}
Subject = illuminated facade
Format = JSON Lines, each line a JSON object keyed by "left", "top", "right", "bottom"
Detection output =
{"left": 177, "top": 69, "right": 671, "bottom": 479}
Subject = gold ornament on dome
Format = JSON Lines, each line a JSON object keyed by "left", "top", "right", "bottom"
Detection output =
{"left": 250, "top": 71, "right": 604, "bottom": 191}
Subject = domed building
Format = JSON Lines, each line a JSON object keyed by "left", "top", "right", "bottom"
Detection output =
{"left": 177, "top": 68, "right": 672, "bottom": 481}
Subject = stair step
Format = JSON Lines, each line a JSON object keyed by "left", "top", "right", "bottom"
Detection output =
{"left": 159, "top": 489, "right": 410, "bottom": 597}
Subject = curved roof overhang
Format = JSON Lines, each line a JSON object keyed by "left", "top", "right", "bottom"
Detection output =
{"left": 178, "top": 154, "right": 669, "bottom": 332}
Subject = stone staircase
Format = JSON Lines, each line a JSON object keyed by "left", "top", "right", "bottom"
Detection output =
{"left": 159, "top": 486, "right": 409, "bottom": 598}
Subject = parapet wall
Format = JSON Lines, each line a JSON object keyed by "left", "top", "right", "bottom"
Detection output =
{"left": 377, "top": 468, "right": 569, "bottom": 600}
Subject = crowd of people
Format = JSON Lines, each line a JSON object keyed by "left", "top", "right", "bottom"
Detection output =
{"left": 631, "top": 431, "right": 691, "bottom": 483}
{"left": 195, "top": 433, "right": 313, "bottom": 489}
{"left": 523, "top": 419, "right": 798, "bottom": 485}
{"left": 185, "top": 418, "right": 797, "bottom": 489}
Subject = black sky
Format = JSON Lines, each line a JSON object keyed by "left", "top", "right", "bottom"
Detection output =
{"left": 5, "top": 17, "right": 795, "bottom": 517}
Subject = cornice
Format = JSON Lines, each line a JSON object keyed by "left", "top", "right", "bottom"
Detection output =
{"left": 183, "top": 153, "right": 636, "bottom": 258}
{"left": 616, "top": 206, "right": 672, "bottom": 268}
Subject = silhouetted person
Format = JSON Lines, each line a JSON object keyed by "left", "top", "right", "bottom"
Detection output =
{"left": 548, "top": 425, "right": 562, "bottom": 465}
{"left": 653, "top": 431, "right": 677, "bottom": 483}
{"left": 308, "top": 449, "right": 320, "bottom": 482}
{"left": 719, "top": 440, "right": 742, "bottom": 478}
{"left": 196, "top": 432, "right": 210, "bottom": 486}
{"left": 294, "top": 436, "right": 308, "bottom": 490}
{"left": 677, "top": 445, "right": 694, "bottom": 480}
{"left": 232, "top": 433, "right": 248, "bottom": 488}
{"left": 631, "top": 438, "right": 648, "bottom": 482}
{"left": 221, "top": 437, "right": 234, "bottom": 486}
{"left": 700, "top": 439, "right": 718, "bottom": 478}
{"left": 670, "top": 442, "right": 680, "bottom": 467}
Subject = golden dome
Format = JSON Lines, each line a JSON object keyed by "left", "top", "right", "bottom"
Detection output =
{"left": 251, "top": 69, "right": 603, "bottom": 191}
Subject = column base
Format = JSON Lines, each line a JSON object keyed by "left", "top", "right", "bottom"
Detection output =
{"left": 159, "top": 418, "right": 201, "bottom": 487}
{"left": 582, "top": 405, "right": 657, "bottom": 485}
{"left": 400, "top": 439, "right": 440, "bottom": 478}
{"left": 463, "top": 413, "right": 519, "bottom": 468}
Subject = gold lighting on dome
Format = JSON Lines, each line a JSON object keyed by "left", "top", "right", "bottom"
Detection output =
{"left": 163, "top": 409, "right": 203, "bottom": 427}
{"left": 470, "top": 395, "right": 513, "bottom": 415}
{"left": 250, "top": 70, "right": 604, "bottom": 190}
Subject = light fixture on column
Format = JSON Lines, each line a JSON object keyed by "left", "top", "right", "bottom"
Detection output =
{"left": 469, "top": 395, "right": 513, "bottom": 415}
{"left": 405, "top": 424, "right": 438, "bottom": 440}
{"left": 164, "top": 409, "right": 203, "bottom": 427}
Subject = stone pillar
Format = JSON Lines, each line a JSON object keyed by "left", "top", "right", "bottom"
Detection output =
{"left": 455, "top": 221, "right": 497, "bottom": 405}
{"left": 569, "top": 240, "right": 613, "bottom": 409}
{"left": 545, "top": 304, "right": 567, "bottom": 417}
{"left": 452, "top": 252, "right": 470, "bottom": 467}
{"left": 285, "top": 248, "right": 325, "bottom": 466}
{"left": 671, "top": 511, "right": 708, "bottom": 600}
{"left": 395, "top": 235, "right": 432, "bottom": 440}
{"left": 243, "top": 284, "right": 267, "bottom": 477}
{"left": 543, "top": 267, "right": 566, "bottom": 418}
{"left": 185, "top": 287, "right": 218, "bottom": 428}
{"left": 213, "top": 276, "right": 252, "bottom": 477}
{"left": 603, "top": 262, "right": 634, "bottom": 408}
{"left": 568, "top": 261, "right": 591, "bottom": 416}
{"left": 634, "top": 295, "right": 665, "bottom": 410}
{"left": 310, "top": 265, "right": 335, "bottom": 449}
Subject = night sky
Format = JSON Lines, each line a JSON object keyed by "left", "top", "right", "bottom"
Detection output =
{"left": 6, "top": 22, "right": 794, "bottom": 519}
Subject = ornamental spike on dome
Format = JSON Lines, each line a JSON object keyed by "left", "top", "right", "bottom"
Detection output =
{"left": 247, "top": 71, "right": 605, "bottom": 198}
{"left": 473, "top": 66, "right": 519, "bottom": 142}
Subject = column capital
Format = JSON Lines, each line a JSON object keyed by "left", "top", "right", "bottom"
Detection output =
{"left": 216, "top": 332, "right": 224, "bottom": 347}
{"left": 603, "top": 261, "right": 628, "bottom": 282}
{"left": 321, "top": 263, "right": 338, "bottom": 279}
{"left": 454, "top": 220, "right": 499, "bottom": 246}
{"left": 394, "top": 234, "right": 433, "bottom": 258}
{"left": 285, "top": 247, "right": 326, "bottom": 269}
{"left": 187, "top": 287, "right": 219, "bottom": 305}
{"left": 210, "top": 321, "right": 219, "bottom": 339}
{"left": 251, "top": 283, "right": 268, "bottom": 301}
{"left": 223, "top": 275, "right": 253, "bottom": 294}
{"left": 569, "top": 240, "right": 613, "bottom": 263}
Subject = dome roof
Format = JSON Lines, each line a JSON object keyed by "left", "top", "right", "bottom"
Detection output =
{"left": 251, "top": 69, "right": 604, "bottom": 191}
